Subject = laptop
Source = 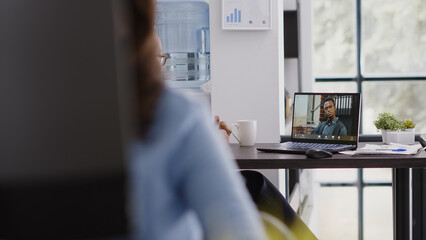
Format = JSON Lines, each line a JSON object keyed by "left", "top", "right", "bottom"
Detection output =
{"left": 258, "top": 92, "right": 361, "bottom": 154}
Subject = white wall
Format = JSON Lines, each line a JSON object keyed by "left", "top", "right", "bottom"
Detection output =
{"left": 298, "top": 0, "right": 313, "bottom": 92}
{"left": 210, "top": 1, "right": 284, "bottom": 144}
{"left": 284, "top": 0, "right": 297, "bottom": 11}
{"left": 209, "top": 1, "right": 284, "bottom": 188}
{"left": 282, "top": 0, "right": 313, "bottom": 94}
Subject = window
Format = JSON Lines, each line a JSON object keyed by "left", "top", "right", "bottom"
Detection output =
{"left": 312, "top": 0, "right": 426, "bottom": 239}
{"left": 313, "top": 0, "right": 426, "bottom": 134}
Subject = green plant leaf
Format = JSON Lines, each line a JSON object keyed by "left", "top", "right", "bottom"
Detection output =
{"left": 373, "top": 112, "right": 403, "bottom": 131}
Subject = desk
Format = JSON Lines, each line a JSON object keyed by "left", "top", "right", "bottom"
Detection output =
{"left": 231, "top": 142, "right": 426, "bottom": 240}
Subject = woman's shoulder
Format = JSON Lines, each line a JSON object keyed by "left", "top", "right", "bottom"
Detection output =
{"left": 132, "top": 89, "right": 210, "bottom": 156}
{"left": 158, "top": 89, "right": 208, "bottom": 123}
{"left": 146, "top": 89, "right": 211, "bottom": 140}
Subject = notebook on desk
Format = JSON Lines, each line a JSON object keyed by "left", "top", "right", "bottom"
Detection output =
{"left": 258, "top": 92, "right": 362, "bottom": 154}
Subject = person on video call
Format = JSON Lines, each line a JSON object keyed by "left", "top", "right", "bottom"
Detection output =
{"left": 128, "top": 0, "right": 266, "bottom": 239}
{"left": 310, "top": 97, "right": 347, "bottom": 136}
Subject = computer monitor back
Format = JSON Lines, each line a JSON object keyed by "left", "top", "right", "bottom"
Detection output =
{"left": 0, "top": 0, "right": 132, "bottom": 238}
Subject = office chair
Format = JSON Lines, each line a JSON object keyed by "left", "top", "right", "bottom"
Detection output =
{"left": 261, "top": 211, "right": 297, "bottom": 240}
{"left": 241, "top": 170, "right": 319, "bottom": 240}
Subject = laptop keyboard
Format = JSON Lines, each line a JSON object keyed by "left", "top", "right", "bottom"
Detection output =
{"left": 285, "top": 142, "right": 354, "bottom": 151}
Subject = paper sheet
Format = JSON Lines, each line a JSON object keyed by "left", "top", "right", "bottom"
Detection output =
{"left": 354, "top": 143, "right": 423, "bottom": 155}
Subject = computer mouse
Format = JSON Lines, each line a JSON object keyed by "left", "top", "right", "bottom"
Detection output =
{"left": 305, "top": 148, "right": 333, "bottom": 159}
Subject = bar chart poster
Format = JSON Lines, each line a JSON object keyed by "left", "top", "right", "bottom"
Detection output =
{"left": 222, "top": 0, "right": 271, "bottom": 30}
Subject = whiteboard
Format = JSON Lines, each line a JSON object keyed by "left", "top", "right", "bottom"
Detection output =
{"left": 222, "top": 0, "right": 272, "bottom": 30}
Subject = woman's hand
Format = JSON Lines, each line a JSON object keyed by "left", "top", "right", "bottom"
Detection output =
{"left": 215, "top": 115, "right": 232, "bottom": 144}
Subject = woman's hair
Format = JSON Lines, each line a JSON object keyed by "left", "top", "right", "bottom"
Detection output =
{"left": 131, "top": 0, "right": 164, "bottom": 137}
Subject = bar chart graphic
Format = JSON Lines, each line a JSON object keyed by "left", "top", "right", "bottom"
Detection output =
{"left": 225, "top": 8, "right": 242, "bottom": 23}
{"left": 222, "top": 0, "right": 271, "bottom": 30}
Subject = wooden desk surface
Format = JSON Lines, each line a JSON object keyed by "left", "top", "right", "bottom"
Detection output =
{"left": 232, "top": 142, "right": 426, "bottom": 169}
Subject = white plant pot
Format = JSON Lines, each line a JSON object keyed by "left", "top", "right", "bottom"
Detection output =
{"left": 386, "top": 129, "right": 416, "bottom": 145}
{"left": 381, "top": 130, "right": 390, "bottom": 144}
{"left": 404, "top": 128, "right": 415, "bottom": 133}
{"left": 402, "top": 128, "right": 415, "bottom": 144}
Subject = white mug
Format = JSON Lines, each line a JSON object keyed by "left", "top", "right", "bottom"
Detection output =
{"left": 231, "top": 120, "right": 257, "bottom": 146}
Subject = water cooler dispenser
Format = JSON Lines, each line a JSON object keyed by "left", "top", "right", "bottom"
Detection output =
{"left": 155, "top": 0, "right": 210, "bottom": 89}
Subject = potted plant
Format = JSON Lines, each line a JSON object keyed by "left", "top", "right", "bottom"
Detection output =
{"left": 402, "top": 119, "right": 416, "bottom": 132}
{"left": 397, "top": 119, "right": 416, "bottom": 144}
{"left": 373, "top": 113, "right": 403, "bottom": 144}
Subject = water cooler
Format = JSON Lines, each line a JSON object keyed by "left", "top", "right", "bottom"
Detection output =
{"left": 155, "top": 0, "right": 210, "bottom": 89}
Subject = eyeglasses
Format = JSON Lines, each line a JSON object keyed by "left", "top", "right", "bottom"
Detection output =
{"left": 158, "top": 54, "right": 168, "bottom": 66}
{"left": 323, "top": 105, "right": 335, "bottom": 111}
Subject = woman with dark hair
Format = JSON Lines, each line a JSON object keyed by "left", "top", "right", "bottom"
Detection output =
{"left": 128, "top": 0, "right": 266, "bottom": 239}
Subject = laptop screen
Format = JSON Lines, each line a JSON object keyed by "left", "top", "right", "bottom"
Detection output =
{"left": 291, "top": 93, "right": 361, "bottom": 145}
